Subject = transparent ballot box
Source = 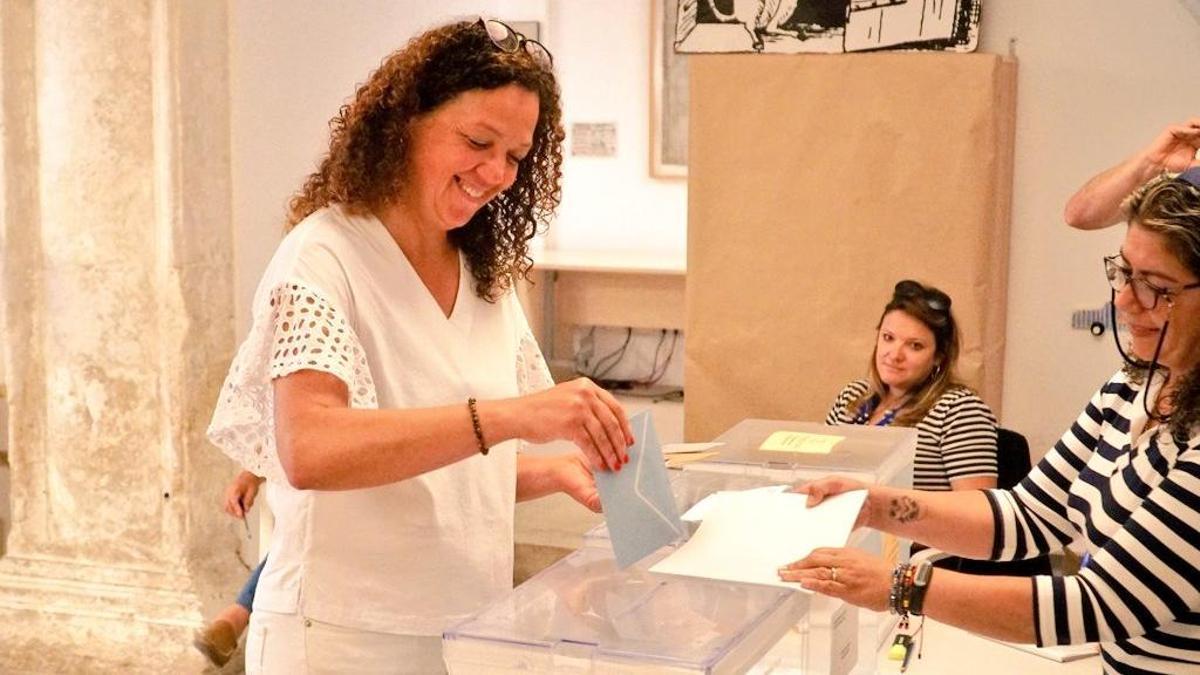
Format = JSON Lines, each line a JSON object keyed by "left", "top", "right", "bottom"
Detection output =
{"left": 681, "top": 420, "right": 917, "bottom": 673}
{"left": 443, "top": 545, "right": 810, "bottom": 674}
{"left": 579, "top": 472, "right": 860, "bottom": 675}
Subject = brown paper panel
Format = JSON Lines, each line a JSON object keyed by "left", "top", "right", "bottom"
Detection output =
{"left": 685, "top": 53, "right": 1016, "bottom": 441}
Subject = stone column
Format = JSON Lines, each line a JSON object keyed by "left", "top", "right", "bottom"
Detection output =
{"left": 0, "top": 1, "right": 242, "bottom": 671}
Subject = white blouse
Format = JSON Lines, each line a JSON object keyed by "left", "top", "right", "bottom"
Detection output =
{"left": 208, "top": 204, "right": 552, "bottom": 636}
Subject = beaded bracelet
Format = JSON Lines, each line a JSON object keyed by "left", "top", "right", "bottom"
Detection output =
{"left": 889, "top": 561, "right": 933, "bottom": 670}
{"left": 889, "top": 562, "right": 911, "bottom": 616}
{"left": 467, "top": 397, "right": 488, "bottom": 456}
{"left": 902, "top": 563, "right": 918, "bottom": 614}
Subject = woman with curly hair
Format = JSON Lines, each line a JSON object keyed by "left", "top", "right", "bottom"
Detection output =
{"left": 782, "top": 170, "right": 1200, "bottom": 673}
{"left": 208, "top": 20, "right": 632, "bottom": 673}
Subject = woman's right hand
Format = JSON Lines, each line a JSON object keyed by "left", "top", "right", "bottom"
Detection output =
{"left": 1143, "top": 117, "right": 1200, "bottom": 173}
{"left": 515, "top": 378, "right": 633, "bottom": 472}
{"left": 792, "top": 476, "right": 872, "bottom": 528}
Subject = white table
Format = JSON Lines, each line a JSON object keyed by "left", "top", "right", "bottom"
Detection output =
{"left": 873, "top": 619, "right": 1100, "bottom": 675}
{"left": 528, "top": 248, "right": 686, "bottom": 363}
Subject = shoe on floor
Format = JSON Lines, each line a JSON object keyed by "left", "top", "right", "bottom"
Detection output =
{"left": 193, "top": 619, "right": 238, "bottom": 667}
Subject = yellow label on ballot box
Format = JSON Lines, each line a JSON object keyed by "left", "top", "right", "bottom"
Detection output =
{"left": 758, "top": 431, "right": 844, "bottom": 454}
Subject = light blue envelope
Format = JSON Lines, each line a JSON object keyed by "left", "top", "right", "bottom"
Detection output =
{"left": 594, "top": 410, "right": 685, "bottom": 568}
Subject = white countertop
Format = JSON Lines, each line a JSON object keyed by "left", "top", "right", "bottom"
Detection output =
{"left": 531, "top": 248, "right": 686, "bottom": 275}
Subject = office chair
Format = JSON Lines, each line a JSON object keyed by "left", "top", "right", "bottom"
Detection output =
{"left": 919, "top": 427, "right": 1054, "bottom": 577}
{"left": 995, "top": 427, "right": 1033, "bottom": 490}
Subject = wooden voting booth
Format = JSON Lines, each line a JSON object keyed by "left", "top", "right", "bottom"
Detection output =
{"left": 685, "top": 53, "right": 1016, "bottom": 441}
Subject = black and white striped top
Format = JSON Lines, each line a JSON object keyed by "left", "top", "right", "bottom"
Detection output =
{"left": 825, "top": 380, "right": 998, "bottom": 491}
{"left": 986, "top": 369, "right": 1200, "bottom": 673}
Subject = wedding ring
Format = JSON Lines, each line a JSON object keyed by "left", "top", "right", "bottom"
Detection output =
{"left": 830, "top": 566, "right": 839, "bottom": 582}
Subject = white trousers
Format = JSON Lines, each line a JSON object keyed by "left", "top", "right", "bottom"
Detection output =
{"left": 245, "top": 610, "right": 448, "bottom": 674}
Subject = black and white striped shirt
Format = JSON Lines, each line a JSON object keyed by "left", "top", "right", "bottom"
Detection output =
{"left": 987, "top": 369, "right": 1200, "bottom": 673}
{"left": 825, "top": 380, "right": 998, "bottom": 491}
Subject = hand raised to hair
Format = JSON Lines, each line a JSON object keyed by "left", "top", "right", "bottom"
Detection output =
{"left": 778, "top": 546, "right": 891, "bottom": 612}
{"left": 516, "top": 377, "right": 633, "bottom": 473}
{"left": 1144, "top": 118, "right": 1200, "bottom": 173}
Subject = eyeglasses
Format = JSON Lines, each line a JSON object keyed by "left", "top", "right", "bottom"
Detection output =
{"left": 479, "top": 19, "right": 553, "bottom": 70}
{"left": 893, "top": 279, "right": 951, "bottom": 313}
{"left": 1104, "top": 255, "right": 1200, "bottom": 310}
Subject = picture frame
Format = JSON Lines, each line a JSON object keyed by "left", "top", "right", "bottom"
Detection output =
{"left": 650, "top": 0, "right": 688, "bottom": 178}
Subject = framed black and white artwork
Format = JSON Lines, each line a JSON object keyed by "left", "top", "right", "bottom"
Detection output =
{"left": 652, "top": 0, "right": 689, "bottom": 177}
{"left": 673, "top": 0, "right": 981, "bottom": 54}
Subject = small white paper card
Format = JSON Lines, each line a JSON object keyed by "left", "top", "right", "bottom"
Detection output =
{"left": 662, "top": 441, "right": 725, "bottom": 455}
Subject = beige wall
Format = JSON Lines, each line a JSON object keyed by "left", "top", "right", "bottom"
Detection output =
{"left": 980, "top": 3, "right": 1200, "bottom": 458}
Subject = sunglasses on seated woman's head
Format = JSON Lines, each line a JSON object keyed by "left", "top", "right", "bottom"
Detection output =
{"left": 479, "top": 18, "right": 553, "bottom": 69}
{"left": 893, "top": 279, "right": 951, "bottom": 313}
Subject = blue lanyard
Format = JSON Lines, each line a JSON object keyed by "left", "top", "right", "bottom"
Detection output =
{"left": 852, "top": 399, "right": 898, "bottom": 427}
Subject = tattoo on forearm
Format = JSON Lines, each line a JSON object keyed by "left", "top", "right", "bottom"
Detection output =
{"left": 889, "top": 496, "right": 921, "bottom": 524}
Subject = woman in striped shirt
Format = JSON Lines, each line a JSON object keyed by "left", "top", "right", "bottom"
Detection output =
{"left": 781, "top": 171, "right": 1200, "bottom": 673}
{"left": 826, "top": 280, "right": 999, "bottom": 492}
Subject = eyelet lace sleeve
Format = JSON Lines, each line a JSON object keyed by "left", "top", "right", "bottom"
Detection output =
{"left": 207, "top": 280, "right": 378, "bottom": 484}
{"left": 515, "top": 324, "right": 554, "bottom": 396}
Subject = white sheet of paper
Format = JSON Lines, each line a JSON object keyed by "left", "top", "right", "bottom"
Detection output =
{"left": 651, "top": 489, "right": 868, "bottom": 590}
{"left": 662, "top": 441, "right": 725, "bottom": 455}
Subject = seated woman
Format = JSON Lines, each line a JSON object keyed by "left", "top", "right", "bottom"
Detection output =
{"left": 782, "top": 171, "right": 1200, "bottom": 673}
{"left": 826, "top": 279, "right": 999, "bottom": 492}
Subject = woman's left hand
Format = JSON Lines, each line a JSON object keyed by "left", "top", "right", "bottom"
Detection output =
{"left": 778, "top": 547, "right": 891, "bottom": 612}
{"left": 555, "top": 452, "right": 601, "bottom": 513}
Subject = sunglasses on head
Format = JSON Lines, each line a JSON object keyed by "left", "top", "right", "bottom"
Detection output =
{"left": 478, "top": 18, "right": 553, "bottom": 69}
{"left": 893, "top": 279, "right": 951, "bottom": 313}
